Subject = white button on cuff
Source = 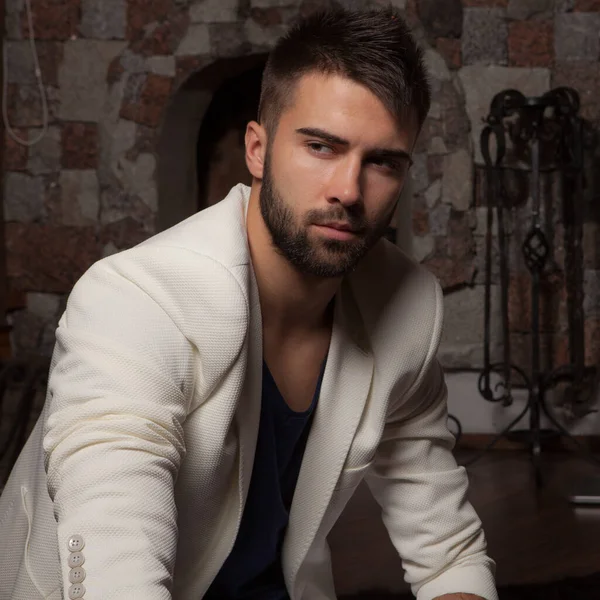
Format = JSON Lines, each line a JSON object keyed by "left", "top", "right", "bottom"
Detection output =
{"left": 68, "top": 552, "right": 85, "bottom": 568}
{"left": 69, "top": 567, "right": 86, "bottom": 584}
{"left": 68, "top": 583, "right": 86, "bottom": 599}
{"left": 67, "top": 535, "right": 85, "bottom": 552}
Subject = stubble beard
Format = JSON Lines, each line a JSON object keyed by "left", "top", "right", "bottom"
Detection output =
{"left": 258, "top": 152, "right": 391, "bottom": 278}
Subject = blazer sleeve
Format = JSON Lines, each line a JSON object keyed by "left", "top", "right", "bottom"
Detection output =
{"left": 364, "top": 278, "right": 499, "bottom": 600}
{"left": 42, "top": 253, "right": 195, "bottom": 600}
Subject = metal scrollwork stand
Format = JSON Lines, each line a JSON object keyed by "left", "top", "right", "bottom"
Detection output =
{"left": 463, "top": 87, "right": 599, "bottom": 487}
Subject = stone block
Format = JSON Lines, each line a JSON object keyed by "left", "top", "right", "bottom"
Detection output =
{"left": 190, "top": 0, "right": 239, "bottom": 22}
{"left": 5, "top": 41, "right": 39, "bottom": 85}
{"left": 458, "top": 65, "right": 550, "bottom": 164}
{"left": 131, "top": 11, "right": 191, "bottom": 56}
{"left": 62, "top": 123, "right": 99, "bottom": 169}
{"left": 438, "top": 283, "right": 502, "bottom": 369}
{"left": 412, "top": 201, "right": 430, "bottom": 235}
{"left": 583, "top": 269, "right": 600, "bottom": 316}
{"left": 100, "top": 185, "right": 154, "bottom": 227}
{"left": 4, "top": 172, "right": 45, "bottom": 222}
{"left": 409, "top": 153, "right": 429, "bottom": 194}
{"left": 5, "top": 83, "right": 53, "bottom": 128}
{"left": 209, "top": 23, "right": 251, "bottom": 57}
{"left": 508, "top": 20, "right": 553, "bottom": 67}
{"left": 27, "top": 291, "right": 62, "bottom": 321}
{"left": 4, "top": 129, "right": 29, "bottom": 170}
{"left": 554, "top": 13, "right": 600, "bottom": 60}
{"left": 146, "top": 55, "right": 177, "bottom": 76}
{"left": 79, "top": 0, "right": 127, "bottom": 39}
{"left": 58, "top": 40, "right": 127, "bottom": 122}
{"left": 428, "top": 203, "right": 452, "bottom": 235}
{"left": 116, "top": 153, "right": 158, "bottom": 212}
{"left": 120, "top": 73, "right": 173, "bottom": 127}
{"left": 507, "top": 0, "right": 555, "bottom": 19}
{"left": 462, "top": 7, "right": 508, "bottom": 65}
{"left": 423, "top": 48, "right": 451, "bottom": 81}
{"left": 5, "top": 223, "right": 101, "bottom": 293}
{"left": 412, "top": 234, "right": 435, "bottom": 262}
{"left": 59, "top": 170, "right": 100, "bottom": 225}
{"left": 552, "top": 60, "right": 600, "bottom": 123}
{"left": 417, "top": 0, "right": 463, "bottom": 38}
{"left": 244, "top": 16, "right": 286, "bottom": 49}
{"left": 5, "top": 0, "right": 24, "bottom": 40}
{"left": 22, "top": 0, "right": 80, "bottom": 40}
{"left": 442, "top": 149, "right": 473, "bottom": 210}
{"left": 435, "top": 37, "right": 462, "bottom": 69}
{"left": 175, "top": 23, "right": 211, "bottom": 55}
{"left": 27, "top": 126, "right": 61, "bottom": 175}
{"left": 425, "top": 179, "right": 442, "bottom": 207}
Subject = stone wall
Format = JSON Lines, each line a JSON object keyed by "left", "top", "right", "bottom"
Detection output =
{"left": 2, "top": 0, "right": 599, "bottom": 388}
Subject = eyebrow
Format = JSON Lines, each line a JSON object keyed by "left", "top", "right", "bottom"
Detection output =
{"left": 295, "top": 127, "right": 413, "bottom": 165}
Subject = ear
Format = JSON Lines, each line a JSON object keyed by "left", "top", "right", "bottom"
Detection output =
{"left": 245, "top": 120, "right": 267, "bottom": 180}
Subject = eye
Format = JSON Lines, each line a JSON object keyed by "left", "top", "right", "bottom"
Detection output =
{"left": 307, "top": 142, "right": 334, "bottom": 155}
{"left": 368, "top": 157, "right": 409, "bottom": 176}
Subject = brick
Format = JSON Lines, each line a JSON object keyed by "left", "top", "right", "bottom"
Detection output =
{"left": 127, "top": 0, "right": 172, "bottom": 41}
{"left": 120, "top": 73, "right": 173, "bottom": 127}
{"left": 22, "top": 0, "right": 80, "bottom": 40}
{"left": 574, "top": 0, "right": 600, "bottom": 9}
{"left": 99, "top": 217, "right": 149, "bottom": 250}
{"left": 62, "top": 123, "right": 99, "bottom": 169}
{"left": 462, "top": 0, "right": 508, "bottom": 6}
{"left": 412, "top": 208, "right": 430, "bottom": 236}
{"left": 4, "top": 129, "right": 29, "bottom": 170}
{"left": 508, "top": 273, "right": 566, "bottom": 333}
{"left": 436, "top": 37, "right": 462, "bottom": 68}
{"left": 250, "top": 7, "right": 283, "bottom": 26}
{"left": 6, "top": 223, "right": 101, "bottom": 293}
{"left": 508, "top": 20, "right": 553, "bottom": 67}
{"left": 422, "top": 254, "right": 476, "bottom": 290}
{"left": 584, "top": 317, "right": 600, "bottom": 365}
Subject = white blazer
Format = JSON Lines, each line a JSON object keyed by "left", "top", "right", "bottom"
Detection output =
{"left": 0, "top": 184, "right": 498, "bottom": 600}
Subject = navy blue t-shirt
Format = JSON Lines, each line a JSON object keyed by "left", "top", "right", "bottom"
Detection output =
{"left": 204, "top": 357, "right": 327, "bottom": 599}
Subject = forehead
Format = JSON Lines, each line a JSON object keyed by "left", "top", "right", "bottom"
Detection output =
{"left": 279, "top": 72, "right": 417, "bottom": 149}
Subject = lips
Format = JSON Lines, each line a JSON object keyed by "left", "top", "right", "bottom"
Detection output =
{"left": 319, "top": 222, "right": 360, "bottom": 233}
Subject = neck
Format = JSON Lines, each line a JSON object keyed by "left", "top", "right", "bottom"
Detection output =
{"left": 246, "top": 185, "right": 340, "bottom": 336}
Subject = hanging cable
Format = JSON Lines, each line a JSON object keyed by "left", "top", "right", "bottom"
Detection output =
{"left": 2, "top": 0, "right": 49, "bottom": 147}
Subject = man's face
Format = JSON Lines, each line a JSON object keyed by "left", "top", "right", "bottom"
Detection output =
{"left": 259, "top": 72, "right": 419, "bottom": 278}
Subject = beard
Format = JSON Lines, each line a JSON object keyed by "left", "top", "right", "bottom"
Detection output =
{"left": 259, "top": 151, "right": 393, "bottom": 278}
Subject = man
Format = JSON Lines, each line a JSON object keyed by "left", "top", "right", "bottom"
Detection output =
{"left": 0, "top": 6, "right": 498, "bottom": 600}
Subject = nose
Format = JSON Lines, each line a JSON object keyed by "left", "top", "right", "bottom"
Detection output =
{"left": 326, "top": 156, "right": 363, "bottom": 207}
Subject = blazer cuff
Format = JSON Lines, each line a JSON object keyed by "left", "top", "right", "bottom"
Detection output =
{"left": 415, "top": 563, "right": 499, "bottom": 600}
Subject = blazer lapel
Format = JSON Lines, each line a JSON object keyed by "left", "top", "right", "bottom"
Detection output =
{"left": 282, "top": 280, "right": 374, "bottom": 596}
{"left": 234, "top": 259, "right": 263, "bottom": 531}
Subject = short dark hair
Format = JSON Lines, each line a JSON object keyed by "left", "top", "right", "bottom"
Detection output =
{"left": 258, "top": 4, "right": 431, "bottom": 137}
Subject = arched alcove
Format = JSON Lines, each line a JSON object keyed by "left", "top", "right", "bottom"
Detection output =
{"left": 156, "top": 54, "right": 268, "bottom": 233}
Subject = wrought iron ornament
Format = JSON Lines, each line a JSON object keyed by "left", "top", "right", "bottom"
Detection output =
{"left": 465, "top": 87, "right": 598, "bottom": 485}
